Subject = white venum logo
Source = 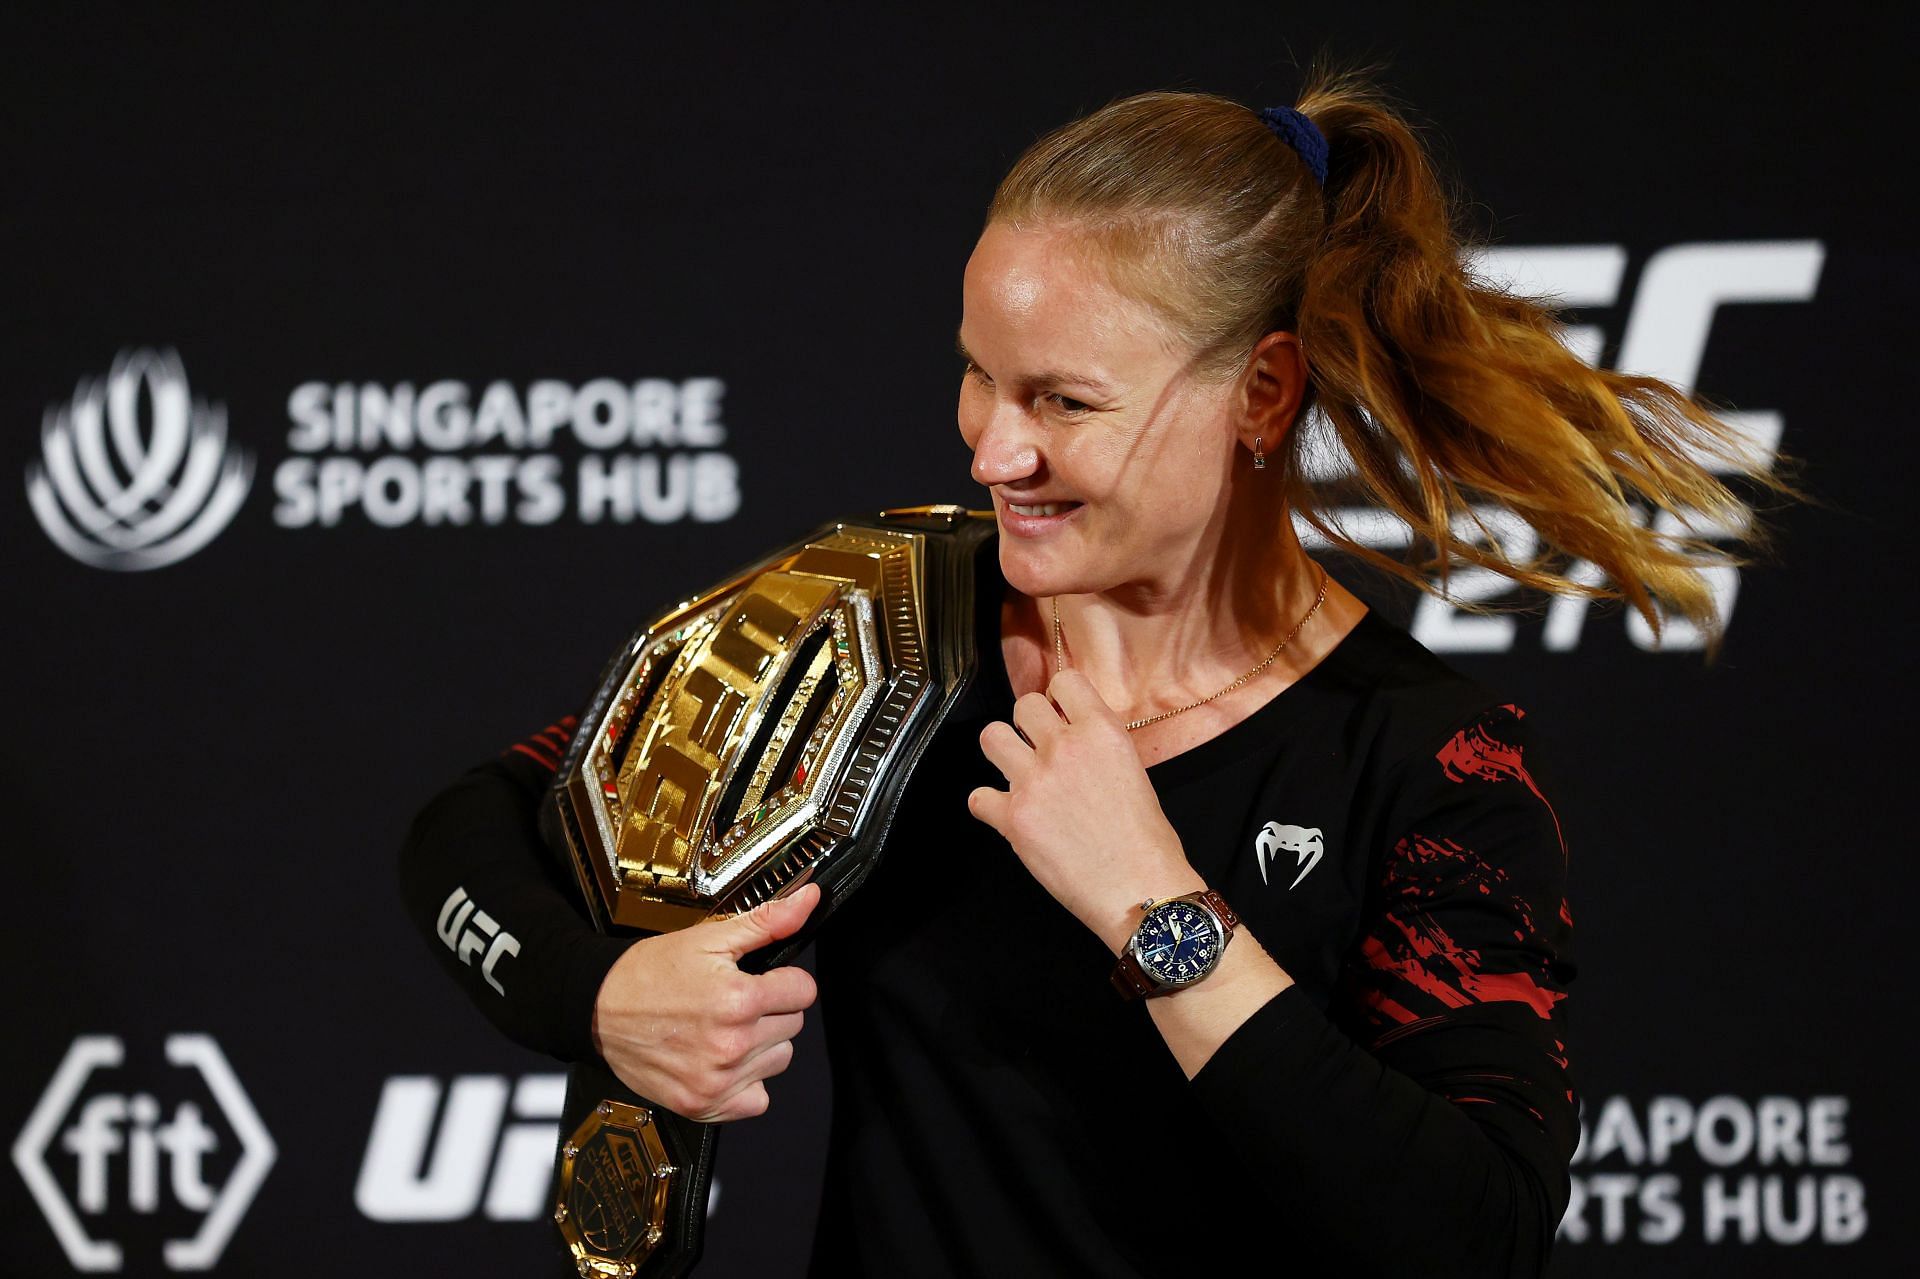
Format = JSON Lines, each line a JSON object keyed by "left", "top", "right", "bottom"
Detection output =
{"left": 25, "top": 349, "right": 253, "bottom": 570}
{"left": 1256, "top": 822, "right": 1325, "bottom": 890}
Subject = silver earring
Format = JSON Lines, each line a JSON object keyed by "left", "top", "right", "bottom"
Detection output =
{"left": 1253, "top": 437, "right": 1266, "bottom": 470}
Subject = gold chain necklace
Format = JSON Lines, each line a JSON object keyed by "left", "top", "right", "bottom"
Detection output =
{"left": 1052, "top": 564, "right": 1330, "bottom": 731}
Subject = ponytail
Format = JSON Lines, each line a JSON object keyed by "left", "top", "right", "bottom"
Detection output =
{"left": 987, "top": 71, "right": 1812, "bottom": 661}
{"left": 1292, "top": 66, "right": 1808, "bottom": 659}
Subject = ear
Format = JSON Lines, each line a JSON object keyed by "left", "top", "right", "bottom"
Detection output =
{"left": 1235, "top": 330, "right": 1308, "bottom": 453}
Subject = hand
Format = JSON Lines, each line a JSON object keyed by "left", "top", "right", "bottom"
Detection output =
{"left": 967, "top": 669, "right": 1199, "bottom": 950}
{"left": 591, "top": 882, "right": 822, "bottom": 1123}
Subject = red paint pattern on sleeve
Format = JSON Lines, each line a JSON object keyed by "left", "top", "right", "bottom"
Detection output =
{"left": 1344, "top": 818, "right": 1566, "bottom": 1037}
{"left": 1435, "top": 703, "right": 1566, "bottom": 861}
{"left": 1333, "top": 696, "right": 1577, "bottom": 1113}
{"left": 501, "top": 714, "right": 580, "bottom": 776}
{"left": 1351, "top": 836, "right": 1567, "bottom": 1027}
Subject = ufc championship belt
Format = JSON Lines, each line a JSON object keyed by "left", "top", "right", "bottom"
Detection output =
{"left": 535, "top": 504, "right": 994, "bottom": 1278}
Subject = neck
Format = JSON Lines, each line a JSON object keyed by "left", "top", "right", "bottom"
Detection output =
{"left": 1034, "top": 492, "right": 1334, "bottom": 722}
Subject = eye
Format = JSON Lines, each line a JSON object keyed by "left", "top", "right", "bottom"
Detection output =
{"left": 962, "top": 360, "right": 994, "bottom": 388}
{"left": 1044, "top": 392, "right": 1092, "bottom": 415}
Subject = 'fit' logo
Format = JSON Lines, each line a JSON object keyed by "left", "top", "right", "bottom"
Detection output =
{"left": 11, "top": 1035, "right": 275, "bottom": 1271}
{"left": 436, "top": 885, "right": 521, "bottom": 995}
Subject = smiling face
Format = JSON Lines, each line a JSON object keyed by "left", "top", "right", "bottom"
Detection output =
{"left": 958, "top": 220, "right": 1248, "bottom": 603}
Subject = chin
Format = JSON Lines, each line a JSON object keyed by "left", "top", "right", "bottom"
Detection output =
{"left": 996, "top": 538, "right": 1095, "bottom": 600}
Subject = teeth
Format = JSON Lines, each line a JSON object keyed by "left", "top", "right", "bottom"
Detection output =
{"left": 1009, "top": 502, "right": 1069, "bottom": 517}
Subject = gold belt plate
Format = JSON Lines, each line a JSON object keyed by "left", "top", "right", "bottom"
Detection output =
{"left": 554, "top": 522, "right": 934, "bottom": 933}
{"left": 553, "top": 1100, "right": 675, "bottom": 1278}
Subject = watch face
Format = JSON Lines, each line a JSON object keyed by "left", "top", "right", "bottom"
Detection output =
{"left": 1134, "top": 899, "right": 1223, "bottom": 986}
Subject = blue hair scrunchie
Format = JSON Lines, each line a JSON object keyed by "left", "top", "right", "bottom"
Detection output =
{"left": 1257, "top": 105, "right": 1329, "bottom": 188}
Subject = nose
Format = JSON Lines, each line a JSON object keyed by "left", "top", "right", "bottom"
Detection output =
{"left": 967, "top": 402, "right": 1042, "bottom": 490}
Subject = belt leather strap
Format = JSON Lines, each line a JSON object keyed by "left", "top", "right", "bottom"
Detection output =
{"left": 535, "top": 505, "right": 994, "bottom": 1278}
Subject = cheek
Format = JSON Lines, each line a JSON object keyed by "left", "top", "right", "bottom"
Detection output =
{"left": 1068, "top": 429, "right": 1164, "bottom": 508}
{"left": 956, "top": 384, "right": 985, "bottom": 450}
{"left": 1114, "top": 430, "right": 1227, "bottom": 522}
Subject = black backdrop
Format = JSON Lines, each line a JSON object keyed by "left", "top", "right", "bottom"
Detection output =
{"left": 3, "top": 6, "right": 1910, "bottom": 1276}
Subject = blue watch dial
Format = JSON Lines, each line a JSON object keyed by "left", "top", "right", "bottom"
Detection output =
{"left": 1134, "top": 900, "right": 1222, "bottom": 985}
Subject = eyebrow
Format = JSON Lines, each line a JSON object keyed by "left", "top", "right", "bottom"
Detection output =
{"left": 954, "top": 329, "right": 1119, "bottom": 398}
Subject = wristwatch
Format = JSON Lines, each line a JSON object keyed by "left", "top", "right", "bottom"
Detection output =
{"left": 1111, "top": 889, "right": 1240, "bottom": 999}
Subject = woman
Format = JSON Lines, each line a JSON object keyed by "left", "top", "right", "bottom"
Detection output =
{"left": 400, "top": 70, "right": 1799, "bottom": 1277}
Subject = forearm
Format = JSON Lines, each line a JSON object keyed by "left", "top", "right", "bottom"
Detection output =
{"left": 1081, "top": 699, "right": 1575, "bottom": 1277}
{"left": 1089, "top": 872, "right": 1299, "bottom": 1081}
{"left": 397, "top": 753, "right": 633, "bottom": 1062}
{"left": 1090, "top": 881, "right": 1561, "bottom": 1276}
{"left": 1184, "top": 984, "right": 1568, "bottom": 1278}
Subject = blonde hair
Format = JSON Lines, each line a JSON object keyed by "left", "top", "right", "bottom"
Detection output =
{"left": 985, "top": 67, "right": 1811, "bottom": 661}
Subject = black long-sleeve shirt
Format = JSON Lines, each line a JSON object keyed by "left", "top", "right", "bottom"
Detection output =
{"left": 398, "top": 549, "right": 1579, "bottom": 1278}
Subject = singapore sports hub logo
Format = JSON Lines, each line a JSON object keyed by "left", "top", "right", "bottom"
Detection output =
{"left": 22, "top": 242, "right": 1817, "bottom": 610}
{"left": 25, "top": 349, "right": 253, "bottom": 571}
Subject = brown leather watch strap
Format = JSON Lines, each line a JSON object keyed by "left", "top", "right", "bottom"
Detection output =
{"left": 1110, "top": 889, "right": 1239, "bottom": 1001}
{"left": 1111, "top": 951, "right": 1155, "bottom": 1000}
{"left": 1197, "top": 888, "right": 1240, "bottom": 932}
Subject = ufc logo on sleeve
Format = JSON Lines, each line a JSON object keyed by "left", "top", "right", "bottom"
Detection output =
{"left": 435, "top": 886, "right": 522, "bottom": 996}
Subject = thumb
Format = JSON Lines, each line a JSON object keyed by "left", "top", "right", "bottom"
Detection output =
{"left": 708, "top": 881, "right": 823, "bottom": 959}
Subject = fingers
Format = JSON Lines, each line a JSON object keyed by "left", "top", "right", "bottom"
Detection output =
{"left": 747, "top": 964, "right": 819, "bottom": 1017}
{"left": 598, "top": 927, "right": 822, "bottom": 1124}
{"left": 977, "top": 691, "right": 1069, "bottom": 835}
{"left": 706, "top": 1079, "right": 773, "bottom": 1123}
{"left": 720, "top": 1025, "right": 803, "bottom": 1113}
{"left": 737, "top": 1012, "right": 805, "bottom": 1071}
{"left": 978, "top": 719, "right": 1033, "bottom": 782}
{"left": 697, "top": 1012, "right": 806, "bottom": 1123}
{"left": 708, "top": 881, "right": 823, "bottom": 960}
{"left": 733, "top": 1042, "right": 794, "bottom": 1093}
{"left": 1046, "top": 667, "right": 1118, "bottom": 728}
{"left": 1011, "top": 689, "right": 1066, "bottom": 745}
{"left": 967, "top": 784, "right": 1010, "bottom": 834}
{"left": 674, "top": 994, "right": 810, "bottom": 1123}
